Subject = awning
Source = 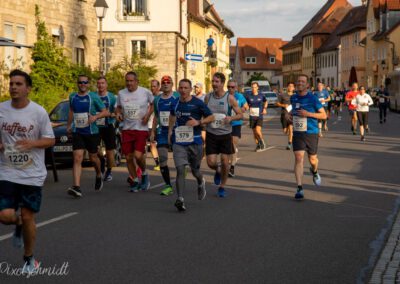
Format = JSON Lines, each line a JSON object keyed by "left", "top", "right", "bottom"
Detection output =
{"left": 0, "top": 37, "right": 31, "bottom": 48}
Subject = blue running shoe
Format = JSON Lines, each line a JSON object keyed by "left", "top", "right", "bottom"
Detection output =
{"left": 217, "top": 187, "right": 226, "bottom": 198}
{"left": 295, "top": 188, "right": 304, "bottom": 200}
{"left": 129, "top": 179, "right": 140, "bottom": 193}
{"left": 104, "top": 168, "right": 112, "bottom": 182}
{"left": 140, "top": 173, "right": 150, "bottom": 191}
{"left": 214, "top": 171, "right": 221, "bottom": 185}
{"left": 309, "top": 167, "right": 321, "bottom": 186}
{"left": 22, "top": 256, "right": 40, "bottom": 275}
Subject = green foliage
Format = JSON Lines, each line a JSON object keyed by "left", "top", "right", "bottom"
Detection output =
{"left": 105, "top": 53, "right": 157, "bottom": 94}
{"left": 245, "top": 72, "right": 268, "bottom": 86}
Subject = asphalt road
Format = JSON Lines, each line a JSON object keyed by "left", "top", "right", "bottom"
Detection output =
{"left": 0, "top": 107, "right": 399, "bottom": 284}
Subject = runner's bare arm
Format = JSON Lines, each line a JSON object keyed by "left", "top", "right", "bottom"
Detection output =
{"left": 67, "top": 108, "right": 73, "bottom": 133}
{"left": 297, "top": 107, "right": 327, "bottom": 120}
{"left": 89, "top": 108, "right": 109, "bottom": 124}
{"left": 116, "top": 106, "right": 123, "bottom": 121}
{"left": 168, "top": 115, "right": 176, "bottom": 145}
{"left": 142, "top": 103, "right": 154, "bottom": 125}
{"left": 227, "top": 96, "right": 243, "bottom": 123}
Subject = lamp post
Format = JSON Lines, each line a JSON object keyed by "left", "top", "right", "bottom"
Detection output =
{"left": 94, "top": 0, "right": 108, "bottom": 74}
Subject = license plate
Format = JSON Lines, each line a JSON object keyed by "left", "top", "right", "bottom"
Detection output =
{"left": 53, "top": 145, "right": 73, "bottom": 152}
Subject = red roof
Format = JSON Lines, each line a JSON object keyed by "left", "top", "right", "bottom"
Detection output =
{"left": 236, "top": 38, "right": 287, "bottom": 70}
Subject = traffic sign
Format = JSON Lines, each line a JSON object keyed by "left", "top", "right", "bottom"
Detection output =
{"left": 185, "top": 53, "right": 203, "bottom": 62}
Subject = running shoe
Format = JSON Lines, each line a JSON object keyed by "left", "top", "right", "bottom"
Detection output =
{"left": 129, "top": 180, "right": 140, "bottom": 193}
{"left": 12, "top": 224, "right": 23, "bottom": 249}
{"left": 140, "top": 173, "right": 150, "bottom": 191}
{"left": 214, "top": 170, "right": 221, "bottom": 185}
{"left": 255, "top": 144, "right": 261, "bottom": 152}
{"left": 228, "top": 166, "right": 235, "bottom": 178}
{"left": 153, "top": 165, "right": 160, "bottom": 171}
{"left": 103, "top": 168, "right": 113, "bottom": 182}
{"left": 198, "top": 178, "right": 206, "bottom": 200}
{"left": 295, "top": 188, "right": 304, "bottom": 200}
{"left": 22, "top": 256, "right": 40, "bottom": 275}
{"left": 67, "top": 186, "right": 82, "bottom": 198}
{"left": 174, "top": 198, "right": 186, "bottom": 212}
{"left": 286, "top": 143, "right": 292, "bottom": 150}
{"left": 361, "top": 136, "right": 366, "bottom": 142}
{"left": 217, "top": 187, "right": 226, "bottom": 198}
{"left": 95, "top": 176, "right": 103, "bottom": 191}
{"left": 160, "top": 185, "right": 173, "bottom": 196}
{"left": 309, "top": 167, "right": 322, "bottom": 186}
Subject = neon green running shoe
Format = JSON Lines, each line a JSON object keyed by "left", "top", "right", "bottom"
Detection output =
{"left": 160, "top": 185, "right": 173, "bottom": 196}
{"left": 153, "top": 165, "right": 160, "bottom": 171}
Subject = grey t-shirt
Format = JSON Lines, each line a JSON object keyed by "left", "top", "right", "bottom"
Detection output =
{"left": 278, "top": 93, "right": 292, "bottom": 113}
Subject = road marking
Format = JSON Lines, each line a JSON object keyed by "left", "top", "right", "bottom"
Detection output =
{"left": 0, "top": 212, "right": 78, "bottom": 242}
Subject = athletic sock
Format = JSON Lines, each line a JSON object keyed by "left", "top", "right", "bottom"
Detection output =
{"left": 154, "top": 157, "right": 160, "bottom": 166}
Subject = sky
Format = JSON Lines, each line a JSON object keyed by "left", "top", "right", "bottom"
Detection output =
{"left": 213, "top": 0, "right": 363, "bottom": 44}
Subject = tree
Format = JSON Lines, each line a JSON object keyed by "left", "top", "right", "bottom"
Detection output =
{"left": 105, "top": 52, "right": 157, "bottom": 94}
{"left": 245, "top": 72, "right": 268, "bottom": 86}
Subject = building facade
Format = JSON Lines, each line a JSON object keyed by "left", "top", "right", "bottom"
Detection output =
{"left": 0, "top": 0, "right": 99, "bottom": 70}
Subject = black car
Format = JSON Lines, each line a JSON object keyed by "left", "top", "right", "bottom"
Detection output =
{"left": 49, "top": 100, "right": 122, "bottom": 165}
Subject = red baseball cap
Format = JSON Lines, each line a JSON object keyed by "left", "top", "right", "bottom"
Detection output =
{"left": 161, "top": 75, "right": 173, "bottom": 83}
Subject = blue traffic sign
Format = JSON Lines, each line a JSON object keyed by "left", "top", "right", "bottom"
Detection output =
{"left": 185, "top": 54, "right": 203, "bottom": 62}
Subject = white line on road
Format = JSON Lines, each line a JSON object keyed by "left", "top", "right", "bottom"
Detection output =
{"left": 0, "top": 212, "right": 78, "bottom": 242}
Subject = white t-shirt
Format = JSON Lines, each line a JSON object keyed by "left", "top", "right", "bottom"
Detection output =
{"left": 0, "top": 100, "right": 55, "bottom": 186}
{"left": 117, "top": 87, "right": 154, "bottom": 131}
{"left": 356, "top": 93, "right": 373, "bottom": 112}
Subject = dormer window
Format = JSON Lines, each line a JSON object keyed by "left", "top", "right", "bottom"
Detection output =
{"left": 245, "top": 57, "right": 256, "bottom": 64}
{"left": 269, "top": 56, "right": 276, "bottom": 64}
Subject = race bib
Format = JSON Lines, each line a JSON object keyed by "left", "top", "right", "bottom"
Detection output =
{"left": 159, "top": 111, "right": 170, "bottom": 127}
{"left": 250, "top": 107, "right": 260, "bottom": 117}
{"left": 175, "top": 126, "right": 194, "bottom": 143}
{"left": 335, "top": 97, "right": 341, "bottom": 101}
{"left": 293, "top": 116, "right": 307, "bottom": 132}
{"left": 211, "top": 113, "right": 226, "bottom": 128}
{"left": 124, "top": 104, "right": 140, "bottom": 120}
{"left": 351, "top": 99, "right": 357, "bottom": 105}
{"left": 96, "top": 112, "right": 106, "bottom": 126}
{"left": 286, "top": 105, "right": 293, "bottom": 113}
{"left": 379, "top": 98, "right": 385, "bottom": 103}
{"left": 4, "top": 144, "right": 33, "bottom": 168}
{"left": 74, "top": 113, "right": 89, "bottom": 128}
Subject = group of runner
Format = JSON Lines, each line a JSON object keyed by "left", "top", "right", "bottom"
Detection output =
{"left": 0, "top": 68, "right": 389, "bottom": 274}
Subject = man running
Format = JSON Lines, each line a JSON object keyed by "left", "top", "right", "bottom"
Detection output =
{"left": 168, "top": 79, "right": 214, "bottom": 211}
{"left": 193, "top": 82, "right": 206, "bottom": 101}
{"left": 149, "top": 79, "right": 161, "bottom": 170}
{"left": 67, "top": 75, "right": 108, "bottom": 197}
{"left": 0, "top": 70, "right": 55, "bottom": 273}
{"left": 227, "top": 80, "right": 248, "bottom": 177}
{"left": 205, "top": 73, "right": 243, "bottom": 197}
{"left": 377, "top": 86, "right": 389, "bottom": 123}
{"left": 246, "top": 82, "right": 268, "bottom": 152}
{"left": 313, "top": 82, "right": 330, "bottom": 137}
{"left": 150, "top": 75, "right": 179, "bottom": 196}
{"left": 291, "top": 74, "right": 327, "bottom": 200}
{"left": 116, "top": 72, "right": 154, "bottom": 192}
{"left": 276, "top": 82, "right": 295, "bottom": 150}
{"left": 96, "top": 76, "right": 117, "bottom": 181}
{"left": 345, "top": 82, "right": 359, "bottom": 135}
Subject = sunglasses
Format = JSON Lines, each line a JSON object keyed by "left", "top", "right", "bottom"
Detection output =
{"left": 162, "top": 81, "right": 171, "bottom": 84}
{"left": 78, "top": 81, "right": 89, "bottom": 84}
{"left": 227, "top": 86, "right": 235, "bottom": 89}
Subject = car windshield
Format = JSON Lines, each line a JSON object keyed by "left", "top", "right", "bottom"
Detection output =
{"left": 50, "top": 101, "right": 69, "bottom": 122}
{"left": 259, "top": 85, "right": 271, "bottom": 92}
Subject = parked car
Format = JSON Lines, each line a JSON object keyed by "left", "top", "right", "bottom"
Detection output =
{"left": 49, "top": 100, "right": 122, "bottom": 165}
{"left": 264, "top": 91, "right": 278, "bottom": 107}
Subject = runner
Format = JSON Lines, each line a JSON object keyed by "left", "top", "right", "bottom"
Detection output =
{"left": 276, "top": 82, "right": 295, "bottom": 150}
{"left": 0, "top": 70, "right": 55, "bottom": 274}
{"left": 116, "top": 71, "right": 154, "bottom": 192}
{"left": 96, "top": 76, "right": 117, "bottom": 181}
{"left": 193, "top": 82, "right": 206, "bottom": 101}
{"left": 291, "top": 74, "right": 327, "bottom": 200}
{"left": 377, "top": 86, "right": 389, "bottom": 124}
{"left": 345, "top": 82, "right": 359, "bottom": 135}
{"left": 150, "top": 75, "right": 179, "bottom": 196}
{"left": 149, "top": 79, "right": 161, "bottom": 170}
{"left": 333, "top": 89, "right": 342, "bottom": 117}
{"left": 168, "top": 79, "right": 214, "bottom": 211}
{"left": 246, "top": 81, "right": 268, "bottom": 152}
{"left": 205, "top": 73, "right": 243, "bottom": 197}
{"left": 313, "top": 82, "right": 330, "bottom": 137}
{"left": 226, "top": 80, "right": 248, "bottom": 177}
{"left": 326, "top": 86, "right": 334, "bottom": 125}
{"left": 355, "top": 86, "right": 373, "bottom": 141}
{"left": 67, "top": 75, "right": 108, "bottom": 197}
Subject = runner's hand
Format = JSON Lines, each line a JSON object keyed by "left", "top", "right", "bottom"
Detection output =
{"left": 224, "top": 116, "right": 232, "bottom": 124}
{"left": 149, "top": 132, "right": 155, "bottom": 142}
{"left": 88, "top": 115, "right": 97, "bottom": 124}
{"left": 66, "top": 126, "right": 72, "bottom": 134}
{"left": 297, "top": 109, "right": 309, "bottom": 117}
{"left": 141, "top": 115, "right": 149, "bottom": 125}
{"left": 116, "top": 113, "right": 124, "bottom": 122}
{"left": 186, "top": 117, "right": 200, "bottom": 127}
{"left": 15, "top": 140, "right": 35, "bottom": 151}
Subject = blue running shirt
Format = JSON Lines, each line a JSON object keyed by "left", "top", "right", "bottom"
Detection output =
{"left": 290, "top": 92, "right": 323, "bottom": 135}
{"left": 231, "top": 92, "right": 247, "bottom": 126}
{"left": 171, "top": 97, "right": 212, "bottom": 146}
{"left": 313, "top": 90, "right": 330, "bottom": 107}
{"left": 246, "top": 93, "right": 266, "bottom": 119}
{"left": 97, "top": 92, "right": 117, "bottom": 127}
{"left": 69, "top": 92, "right": 105, "bottom": 135}
{"left": 154, "top": 94, "right": 179, "bottom": 145}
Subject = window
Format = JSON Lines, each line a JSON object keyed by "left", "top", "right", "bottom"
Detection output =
{"left": 269, "top": 56, "right": 276, "bottom": 64}
{"left": 123, "top": 0, "right": 146, "bottom": 16}
{"left": 245, "top": 57, "right": 256, "bottom": 64}
{"left": 132, "top": 40, "right": 146, "bottom": 58}
{"left": 4, "top": 23, "right": 13, "bottom": 69}
{"left": 74, "top": 37, "right": 85, "bottom": 65}
{"left": 16, "top": 26, "right": 26, "bottom": 68}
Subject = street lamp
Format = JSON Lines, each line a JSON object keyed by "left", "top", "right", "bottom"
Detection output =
{"left": 94, "top": 0, "right": 108, "bottom": 74}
